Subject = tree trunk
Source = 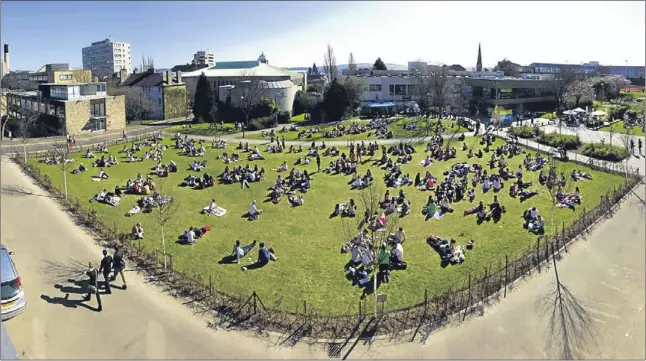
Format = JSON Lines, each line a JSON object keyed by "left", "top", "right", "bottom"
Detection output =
{"left": 161, "top": 226, "right": 167, "bottom": 269}
{"left": 63, "top": 165, "right": 68, "bottom": 199}
{"left": 22, "top": 142, "right": 27, "bottom": 163}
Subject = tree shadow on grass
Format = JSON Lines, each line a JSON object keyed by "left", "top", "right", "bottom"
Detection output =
{"left": 535, "top": 281, "right": 597, "bottom": 360}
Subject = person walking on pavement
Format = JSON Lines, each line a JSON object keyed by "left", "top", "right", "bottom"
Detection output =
{"left": 112, "top": 245, "right": 127, "bottom": 290}
{"left": 630, "top": 139, "right": 635, "bottom": 154}
{"left": 122, "top": 130, "right": 128, "bottom": 142}
{"left": 99, "top": 249, "right": 113, "bottom": 294}
{"left": 281, "top": 136, "right": 286, "bottom": 150}
{"left": 82, "top": 261, "right": 102, "bottom": 311}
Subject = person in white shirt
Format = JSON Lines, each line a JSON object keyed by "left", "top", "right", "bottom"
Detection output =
{"left": 230, "top": 240, "right": 257, "bottom": 263}
{"left": 392, "top": 242, "right": 404, "bottom": 264}
{"left": 248, "top": 200, "right": 263, "bottom": 220}
{"left": 528, "top": 215, "right": 544, "bottom": 233}
{"left": 98, "top": 169, "right": 109, "bottom": 179}
{"left": 185, "top": 227, "right": 196, "bottom": 244}
{"left": 203, "top": 199, "right": 217, "bottom": 215}
{"left": 530, "top": 207, "right": 539, "bottom": 219}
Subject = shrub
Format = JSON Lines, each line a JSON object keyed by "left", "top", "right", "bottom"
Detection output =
{"left": 508, "top": 125, "right": 539, "bottom": 138}
{"left": 536, "top": 132, "right": 581, "bottom": 150}
{"left": 582, "top": 143, "right": 630, "bottom": 162}
{"left": 611, "top": 105, "right": 629, "bottom": 121}
{"left": 246, "top": 116, "right": 274, "bottom": 131}
{"left": 276, "top": 111, "right": 291, "bottom": 124}
{"left": 541, "top": 112, "right": 556, "bottom": 119}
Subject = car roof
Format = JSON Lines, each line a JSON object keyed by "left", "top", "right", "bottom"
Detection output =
{"left": 0, "top": 248, "right": 18, "bottom": 283}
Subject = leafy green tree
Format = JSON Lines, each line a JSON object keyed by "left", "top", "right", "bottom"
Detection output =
{"left": 322, "top": 79, "right": 349, "bottom": 123}
{"left": 372, "top": 57, "right": 388, "bottom": 71}
{"left": 192, "top": 73, "right": 214, "bottom": 123}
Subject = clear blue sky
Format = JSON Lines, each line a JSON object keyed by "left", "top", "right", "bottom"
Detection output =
{"left": 2, "top": 1, "right": 644, "bottom": 72}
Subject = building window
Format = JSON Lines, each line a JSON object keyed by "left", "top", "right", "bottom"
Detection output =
{"left": 90, "top": 99, "right": 106, "bottom": 117}
{"left": 91, "top": 118, "right": 106, "bottom": 131}
{"left": 159, "top": 99, "right": 162, "bottom": 105}
{"left": 59, "top": 74, "right": 73, "bottom": 81}
{"left": 394, "top": 85, "right": 407, "bottom": 96}
{"left": 369, "top": 84, "right": 382, "bottom": 92}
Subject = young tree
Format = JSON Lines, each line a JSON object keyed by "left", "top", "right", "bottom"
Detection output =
{"left": 347, "top": 53, "right": 357, "bottom": 72}
{"left": 549, "top": 67, "right": 579, "bottom": 132}
{"left": 17, "top": 109, "right": 41, "bottom": 163}
{"left": 114, "top": 87, "right": 154, "bottom": 121}
{"left": 428, "top": 65, "right": 456, "bottom": 116}
{"left": 153, "top": 180, "right": 180, "bottom": 270}
{"left": 238, "top": 70, "right": 268, "bottom": 137}
{"left": 53, "top": 140, "right": 71, "bottom": 199}
{"left": 322, "top": 79, "right": 348, "bottom": 123}
{"left": 323, "top": 44, "right": 338, "bottom": 85}
{"left": 372, "top": 57, "right": 388, "bottom": 71}
{"left": 192, "top": 73, "right": 215, "bottom": 123}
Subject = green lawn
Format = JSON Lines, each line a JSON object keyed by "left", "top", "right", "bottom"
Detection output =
{"left": 30, "top": 137, "right": 623, "bottom": 315}
{"left": 242, "top": 118, "right": 468, "bottom": 142}
{"left": 290, "top": 113, "right": 306, "bottom": 122}
{"left": 599, "top": 121, "right": 645, "bottom": 136}
{"left": 167, "top": 123, "right": 239, "bottom": 137}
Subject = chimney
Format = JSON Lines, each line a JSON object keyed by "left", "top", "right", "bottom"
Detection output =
{"left": 162, "top": 71, "right": 168, "bottom": 84}
{"left": 166, "top": 70, "right": 172, "bottom": 85}
{"left": 147, "top": 67, "right": 155, "bottom": 74}
{"left": 176, "top": 70, "right": 182, "bottom": 84}
{"left": 3, "top": 43, "right": 9, "bottom": 73}
{"left": 119, "top": 68, "right": 127, "bottom": 83}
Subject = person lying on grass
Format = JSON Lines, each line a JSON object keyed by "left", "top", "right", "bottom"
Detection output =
{"left": 131, "top": 223, "right": 144, "bottom": 239}
{"left": 241, "top": 242, "right": 278, "bottom": 271}
{"left": 180, "top": 226, "right": 211, "bottom": 245}
{"left": 229, "top": 240, "right": 257, "bottom": 263}
{"left": 571, "top": 169, "right": 593, "bottom": 181}
{"left": 333, "top": 199, "right": 356, "bottom": 217}
{"left": 72, "top": 163, "right": 87, "bottom": 174}
{"left": 464, "top": 201, "right": 485, "bottom": 217}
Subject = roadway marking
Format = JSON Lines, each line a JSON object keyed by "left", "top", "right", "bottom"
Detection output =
{"left": 599, "top": 281, "right": 626, "bottom": 293}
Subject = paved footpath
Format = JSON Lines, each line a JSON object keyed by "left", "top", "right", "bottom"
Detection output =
{"left": 2, "top": 153, "right": 644, "bottom": 359}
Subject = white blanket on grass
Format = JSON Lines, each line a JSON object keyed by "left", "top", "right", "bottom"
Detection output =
{"left": 202, "top": 206, "right": 227, "bottom": 216}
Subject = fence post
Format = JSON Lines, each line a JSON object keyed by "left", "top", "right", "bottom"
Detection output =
{"left": 463, "top": 273, "right": 472, "bottom": 321}
{"left": 513, "top": 256, "right": 517, "bottom": 280}
{"left": 169, "top": 254, "right": 174, "bottom": 271}
{"left": 562, "top": 222, "right": 567, "bottom": 252}
{"left": 209, "top": 275, "right": 213, "bottom": 296}
{"left": 536, "top": 238, "right": 541, "bottom": 272}
{"left": 504, "top": 255, "right": 509, "bottom": 298}
{"left": 252, "top": 291, "right": 258, "bottom": 315}
{"left": 424, "top": 289, "right": 428, "bottom": 310}
{"left": 358, "top": 300, "right": 362, "bottom": 319}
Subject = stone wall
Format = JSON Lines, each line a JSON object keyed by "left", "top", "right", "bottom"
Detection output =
{"left": 106, "top": 95, "right": 126, "bottom": 130}
{"left": 63, "top": 99, "right": 91, "bottom": 135}
{"left": 162, "top": 85, "right": 188, "bottom": 120}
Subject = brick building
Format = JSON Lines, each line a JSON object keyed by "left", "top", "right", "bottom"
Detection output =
{"left": 6, "top": 82, "right": 125, "bottom": 136}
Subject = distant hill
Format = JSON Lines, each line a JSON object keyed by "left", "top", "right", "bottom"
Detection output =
{"left": 287, "top": 63, "right": 408, "bottom": 72}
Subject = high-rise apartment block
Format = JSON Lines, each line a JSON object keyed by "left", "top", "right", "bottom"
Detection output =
{"left": 193, "top": 50, "right": 215, "bottom": 67}
{"left": 82, "top": 38, "right": 132, "bottom": 78}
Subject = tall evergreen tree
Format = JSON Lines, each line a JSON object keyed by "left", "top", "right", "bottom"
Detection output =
{"left": 372, "top": 57, "right": 388, "bottom": 71}
{"left": 322, "top": 79, "right": 349, "bottom": 123}
{"left": 192, "top": 73, "right": 214, "bottom": 123}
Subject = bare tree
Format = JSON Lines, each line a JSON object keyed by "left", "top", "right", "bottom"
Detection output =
{"left": 114, "top": 87, "right": 154, "bottom": 121}
{"left": 428, "top": 64, "right": 456, "bottom": 116}
{"left": 549, "top": 67, "right": 579, "bottom": 134}
{"left": 237, "top": 69, "right": 268, "bottom": 138}
{"left": 16, "top": 109, "right": 41, "bottom": 163}
{"left": 153, "top": 179, "right": 180, "bottom": 269}
{"left": 1, "top": 92, "right": 7, "bottom": 141}
{"left": 52, "top": 139, "right": 72, "bottom": 199}
{"left": 347, "top": 53, "right": 357, "bottom": 72}
{"left": 323, "top": 44, "right": 338, "bottom": 85}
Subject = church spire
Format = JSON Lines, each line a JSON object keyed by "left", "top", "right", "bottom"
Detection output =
{"left": 476, "top": 43, "right": 483, "bottom": 72}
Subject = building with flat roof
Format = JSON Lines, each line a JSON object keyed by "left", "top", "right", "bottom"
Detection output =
{"left": 82, "top": 38, "right": 132, "bottom": 78}
{"left": 528, "top": 61, "right": 645, "bottom": 80}
{"left": 119, "top": 68, "right": 188, "bottom": 120}
{"left": 6, "top": 82, "right": 125, "bottom": 136}
{"left": 193, "top": 50, "right": 215, "bottom": 67}
{"left": 182, "top": 53, "right": 305, "bottom": 113}
{"left": 28, "top": 63, "right": 92, "bottom": 85}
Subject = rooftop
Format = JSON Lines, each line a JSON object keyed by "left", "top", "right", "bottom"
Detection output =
{"left": 183, "top": 61, "right": 300, "bottom": 78}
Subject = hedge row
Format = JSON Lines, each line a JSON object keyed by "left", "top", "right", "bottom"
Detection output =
{"left": 536, "top": 132, "right": 582, "bottom": 150}
{"left": 582, "top": 143, "right": 630, "bottom": 162}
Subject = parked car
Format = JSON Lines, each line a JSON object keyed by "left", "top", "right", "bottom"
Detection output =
{"left": 1, "top": 245, "right": 26, "bottom": 321}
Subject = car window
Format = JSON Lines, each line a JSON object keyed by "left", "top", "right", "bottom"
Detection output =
{"left": 0, "top": 250, "right": 17, "bottom": 284}
{"left": 1, "top": 280, "right": 20, "bottom": 301}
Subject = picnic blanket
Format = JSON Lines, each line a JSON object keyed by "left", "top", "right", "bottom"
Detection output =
{"left": 423, "top": 203, "right": 445, "bottom": 221}
{"left": 203, "top": 206, "right": 227, "bottom": 216}
{"left": 418, "top": 159, "right": 432, "bottom": 167}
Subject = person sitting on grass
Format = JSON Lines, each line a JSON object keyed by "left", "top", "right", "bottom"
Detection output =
{"left": 72, "top": 163, "right": 87, "bottom": 174}
{"left": 288, "top": 194, "right": 304, "bottom": 207}
{"left": 522, "top": 207, "right": 540, "bottom": 228}
{"left": 231, "top": 240, "right": 257, "bottom": 264}
{"left": 202, "top": 199, "right": 218, "bottom": 215}
{"left": 131, "top": 223, "right": 144, "bottom": 239}
{"left": 377, "top": 244, "right": 391, "bottom": 283}
{"left": 277, "top": 161, "right": 288, "bottom": 172}
{"left": 97, "top": 169, "right": 109, "bottom": 179}
{"left": 248, "top": 200, "right": 263, "bottom": 220}
{"left": 390, "top": 241, "right": 406, "bottom": 270}
{"left": 126, "top": 205, "right": 141, "bottom": 216}
{"left": 464, "top": 201, "right": 485, "bottom": 217}
{"left": 487, "top": 195, "right": 505, "bottom": 221}
{"left": 493, "top": 177, "right": 503, "bottom": 192}
{"left": 468, "top": 188, "right": 476, "bottom": 202}
{"left": 527, "top": 215, "right": 544, "bottom": 233}
{"left": 241, "top": 242, "right": 278, "bottom": 271}
{"left": 439, "top": 196, "right": 454, "bottom": 214}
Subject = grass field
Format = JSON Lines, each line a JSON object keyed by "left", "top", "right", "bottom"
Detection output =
{"left": 599, "top": 121, "right": 646, "bottom": 136}
{"left": 166, "top": 123, "right": 240, "bottom": 137}
{"left": 30, "top": 136, "right": 623, "bottom": 314}
{"left": 242, "top": 118, "right": 468, "bottom": 142}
